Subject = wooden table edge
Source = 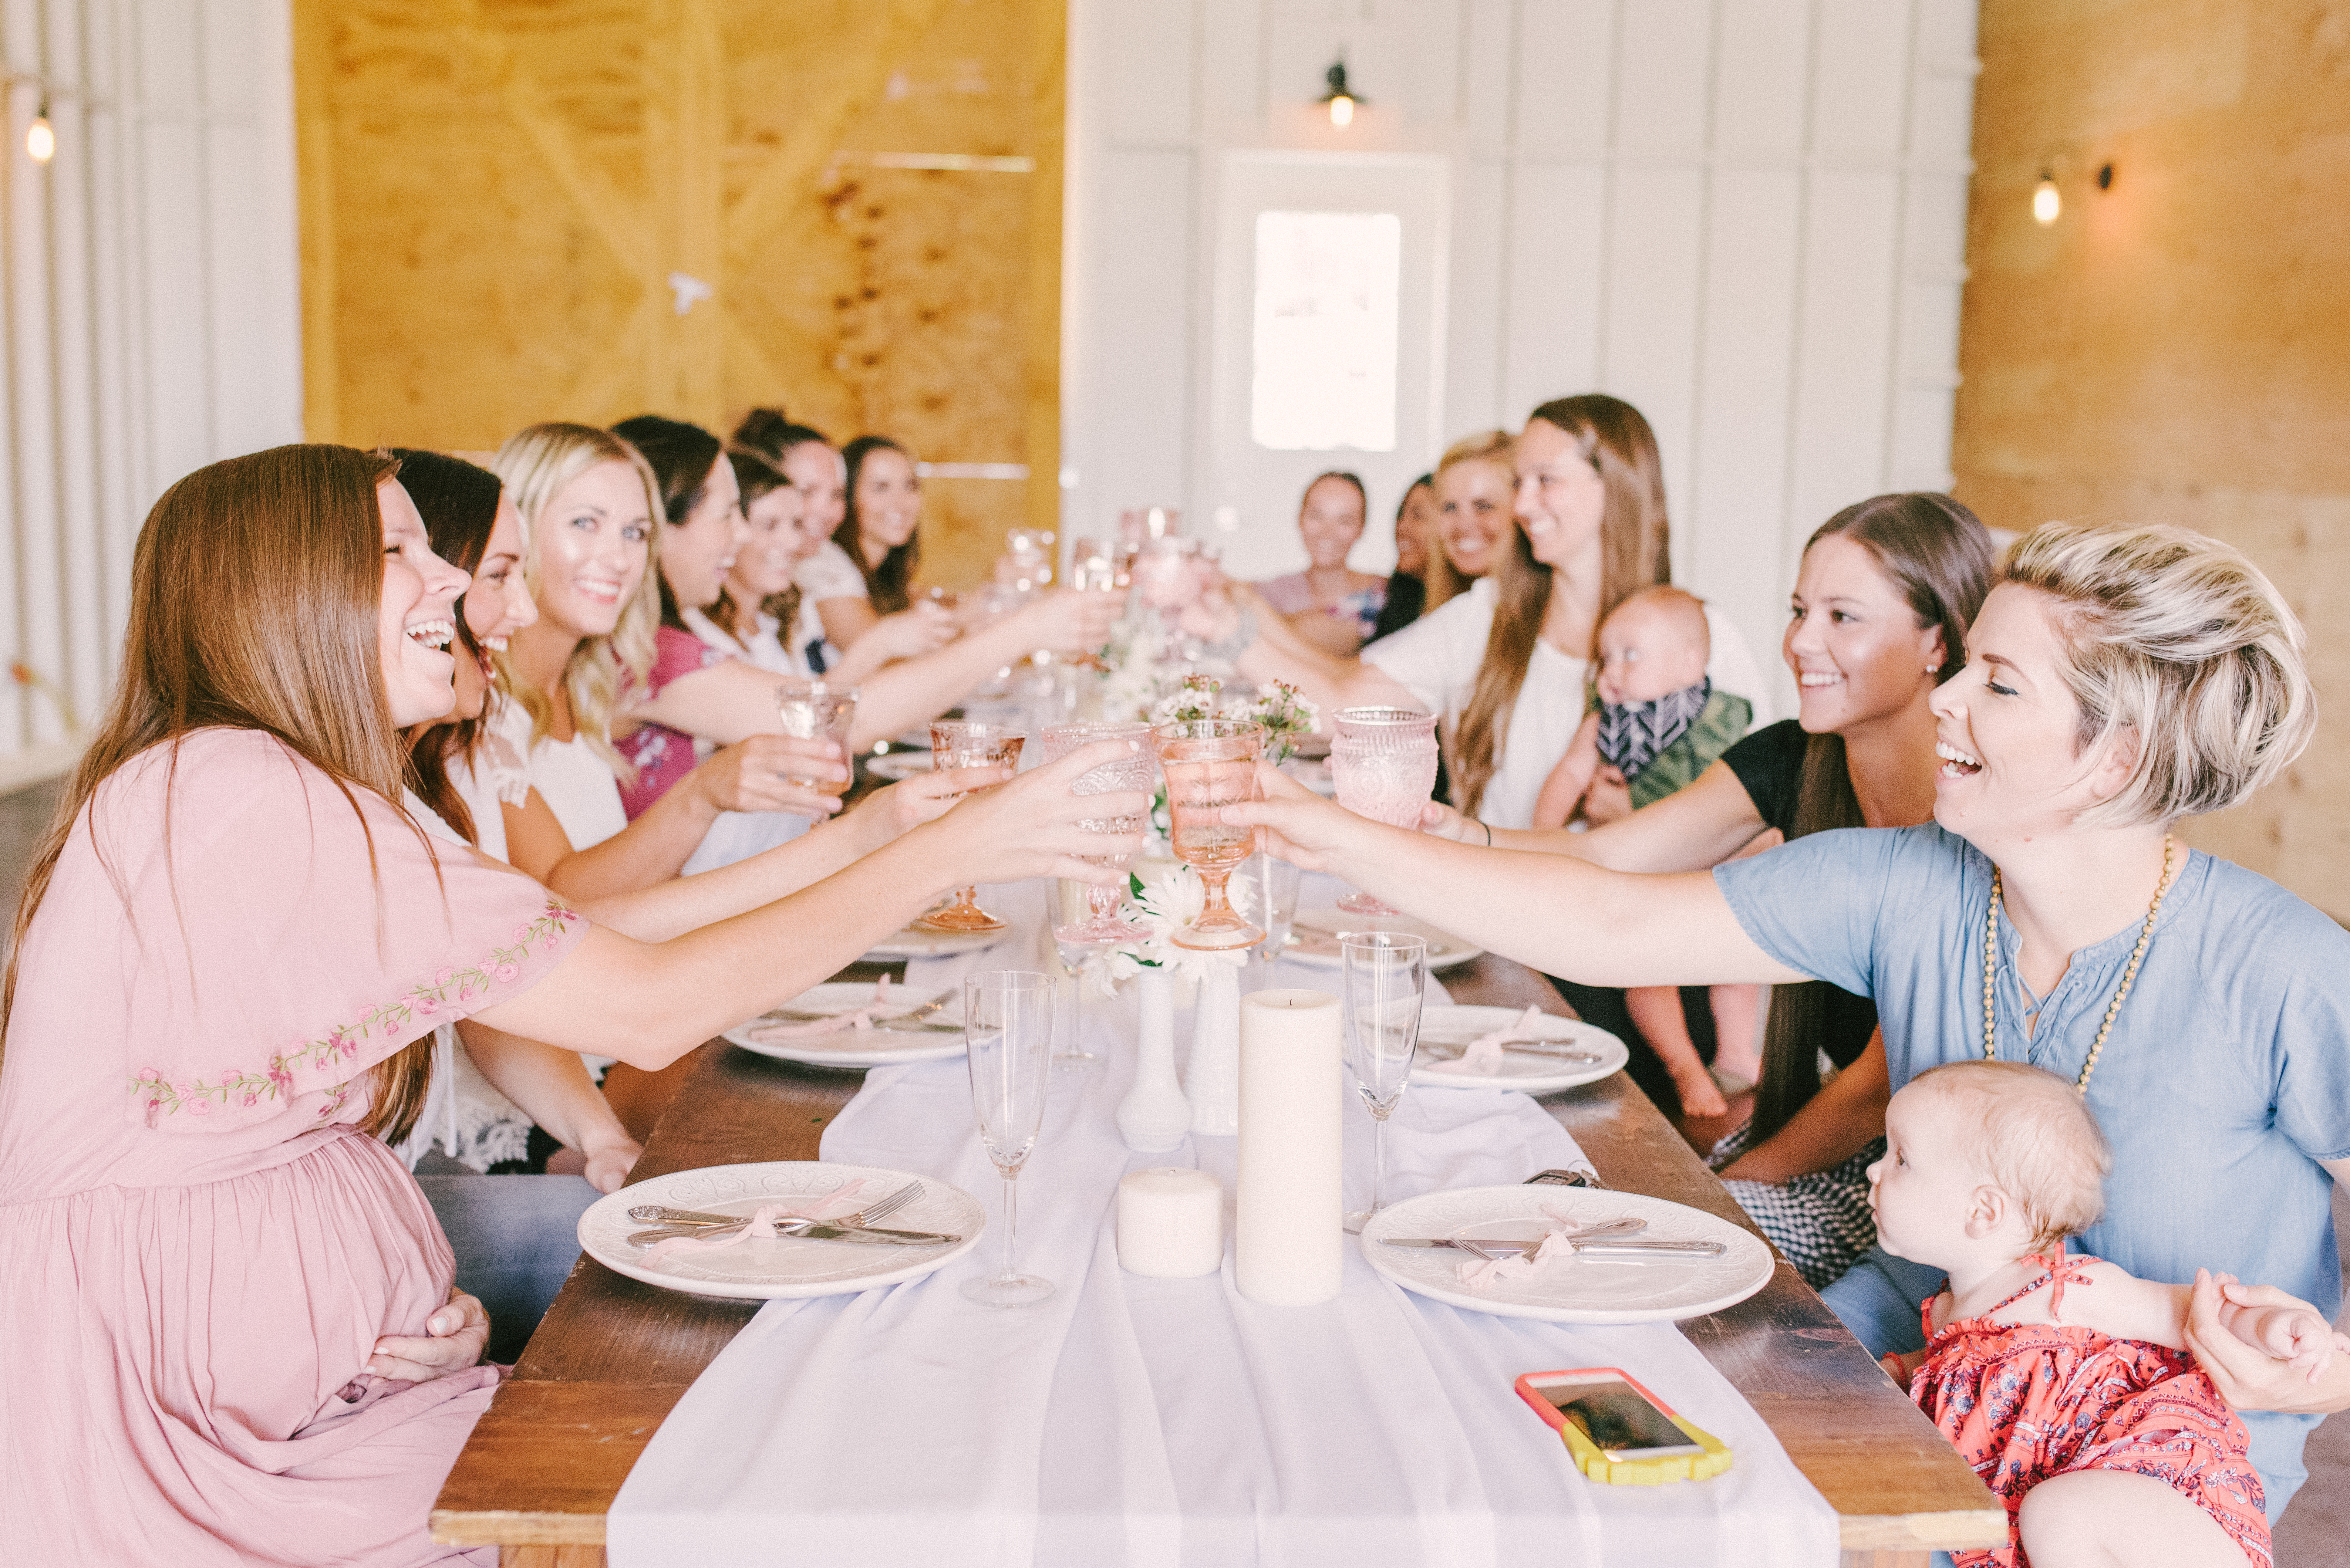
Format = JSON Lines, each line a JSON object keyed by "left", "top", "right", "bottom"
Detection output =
{"left": 432, "top": 1508, "right": 607, "bottom": 1548}
{"left": 1835, "top": 1508, "right": 2009, "bottom": 1551}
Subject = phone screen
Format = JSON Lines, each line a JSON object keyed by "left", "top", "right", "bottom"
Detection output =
{"left": 1538, "top": 1379, "right": 1703, "bottom": 1459}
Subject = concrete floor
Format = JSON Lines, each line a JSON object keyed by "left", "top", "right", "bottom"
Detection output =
{"left": 1, "top": 771, "right": 2343, "bottom": 1557}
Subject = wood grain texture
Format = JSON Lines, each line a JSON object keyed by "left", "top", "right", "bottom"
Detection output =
{"left": 292, "top": 0, "right": 1059, "bottom": 592}
{"left": 437, "top": 954, "right": 2001, "bottom": 1562}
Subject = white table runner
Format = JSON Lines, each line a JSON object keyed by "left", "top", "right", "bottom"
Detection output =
{"left": 608, "top": 879, "right": 1837, "bottom": 1567}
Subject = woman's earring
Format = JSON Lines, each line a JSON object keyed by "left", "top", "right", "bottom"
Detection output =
{"left": 1925, "top": 663, "right": 1940, "bottom": 674}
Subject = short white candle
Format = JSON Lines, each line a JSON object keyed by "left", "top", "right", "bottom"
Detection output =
{"left": 1235, "top": 988, "right": 1343, "bottom": 1306}
{"left": 1116, "top": 1167, "right": 1224, "bottom": 1278}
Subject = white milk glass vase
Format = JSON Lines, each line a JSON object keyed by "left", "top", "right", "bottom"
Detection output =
{"left": 1185, "top": 960, "right": 1242, "bottom": 1137}
{"left": 1116, "top": 968, "right": 1191, "bottom": 1153}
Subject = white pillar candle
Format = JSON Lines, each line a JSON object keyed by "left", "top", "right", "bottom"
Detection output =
{"left": 1235, "top": 988, "right": 1343, "bottom": 1306}
{"left": 1116, "top": 1167, "right": 1224, "bottom": 1278}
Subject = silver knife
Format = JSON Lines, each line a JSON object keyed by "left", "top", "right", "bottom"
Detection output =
{"left": 1380, "top": 1237, "right": 1721, "bottom": 1257}
{"left": 1379, "top": 1217, "right": 1646, "bottom": 1251}
{"left": 628, "top": 1221, "right": 961, "bottom": 1248}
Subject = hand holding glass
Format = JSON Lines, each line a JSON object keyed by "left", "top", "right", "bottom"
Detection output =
{"left": 920, "top": 721, "right": 1026, "bottom": 932}
{"left": 774, "top": 677, "right": 858, "bottom": 790}
{"left": 1342, "top": 932, "right": 1427, "bottom": 1233}
{"left": 1329, "top": 707, "right": 1440, "bottom": 918}
{"left": 962, "top": 970, "right": 1057, "bottom": 1307}
{"left": 1149, "top": 719, "right": 1264, "bottom": 950}
{"left": 1039, "top": 723, "right": 1156, "bottom": 945}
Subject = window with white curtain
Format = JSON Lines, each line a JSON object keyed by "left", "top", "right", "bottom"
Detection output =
{"left": 1248, "top": 210, "right": 1400, "bottom": 452}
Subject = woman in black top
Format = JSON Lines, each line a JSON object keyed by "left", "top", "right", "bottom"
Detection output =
{"left": 1420, "top": 492, "right": 1993, "bottom": 1286}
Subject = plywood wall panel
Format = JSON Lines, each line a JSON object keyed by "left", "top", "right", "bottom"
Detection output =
{"left": 1513, "top": 0, "right": 1614, "bottom": 158}
{"left": 1952, "top": 0, "right": 2350, "bottom": 913}
{"left": 1501, "top": 162, "right": 1605, "bottom": 419}
{"left": 1613, "top": 0, "right": 1713, "bottom": 156}
{"left": 298, "top": 0, "right": 1063, "bottom": 592}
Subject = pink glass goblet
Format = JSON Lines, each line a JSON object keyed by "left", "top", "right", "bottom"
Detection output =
{"left": 1328, "top": 707, "right": 1440, "bottom": 918}
{"left": 1038, "top": 722, "right": 1157, "bottom": 946}
{"left": 1148, "top": 719, "right": 1265, "bottom": 951}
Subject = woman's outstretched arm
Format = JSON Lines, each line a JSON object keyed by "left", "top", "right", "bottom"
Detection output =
{"left": 1225, "top": 766, "right": 1805, "bottom": 989}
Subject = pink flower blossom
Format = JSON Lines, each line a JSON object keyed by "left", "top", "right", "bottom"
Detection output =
{"left": 137, "top": 1067, "right": 162, "bottom": 1082}
{"left": 186, "top": 1097, "right": 211, "bottom": 1116}
{"left": 340, "top": 1040, "right": 359, "bottom": 1059}
{"left": 512, "top": 924, "right": 532, "bottom": 942}
{"left": 414, "top": 995, "right": 441, "bottom": 1017}
{"left": 241, "top": 1093, "right": 258, "bottom": 1107}
{"left": 433, "top": 966, "right": 455, "bottom": 987}
{"left": 493, "top": 963, "right": 520, "bottom": 984}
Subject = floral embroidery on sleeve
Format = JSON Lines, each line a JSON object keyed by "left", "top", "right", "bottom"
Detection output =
{"left": 129, "top": 900, "right": 582, "bottom": 1125}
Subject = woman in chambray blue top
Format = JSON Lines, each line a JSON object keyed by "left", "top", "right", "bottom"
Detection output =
{"left": 1232, "top": 520, "right": 2350, "bottom": 1522}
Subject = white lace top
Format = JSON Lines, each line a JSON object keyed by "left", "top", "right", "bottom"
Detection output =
{"left": 482, "top": 693, "right": 628, "bottom": 851}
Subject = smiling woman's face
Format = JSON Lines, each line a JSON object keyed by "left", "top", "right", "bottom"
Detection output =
{"left": 728, "top": 482, "right": 811, "bottom": 604}
{"left": 1784, "top": 533, "right": 1944, "bottom": 740}
{"left": 532, "top": 460, "right": 652, "bottom": 640}
{"left": 1435, "top": 459, "right": 1513, "bottom": 578}
{"left": 853, "top": 447, "right": 920, "bottom": 554}
{"left": 377, "top": 481, "right": 471, "bottom": 728}
{"left": 452, "top": 493, "right": 538, "bottom": 721}
{"left": 659, "top": 454, "right": 746, "bottom": 613}
{"left": 1297, "top": 476, "right": 1366, "bottom": 570}
{"left": 1926, "top": 583, "right": 2128, "bottom": 846}
{"left": 783, "top": 442, "right": 847, "bottom": 538}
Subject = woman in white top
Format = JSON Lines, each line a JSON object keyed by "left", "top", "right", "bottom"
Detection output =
{"left": 489, "top": 423, "right": 844, "bottom": 896}
{"left": 1221, "top": 395, "right": 1768, "bottom": 829}
{"left": 732, "top": 409, "right": 956, "bottom": 673}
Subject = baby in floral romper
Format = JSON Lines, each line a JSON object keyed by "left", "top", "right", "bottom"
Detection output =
{"left": 1869, "top": 1061, "right": 2346, "bottom": 1567}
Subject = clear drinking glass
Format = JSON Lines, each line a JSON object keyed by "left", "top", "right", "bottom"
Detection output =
{"left": 774, "top": 677, "right": 858, "bottom": 789}
{"left": 1328, "top": 707, "right": 1441, "bottom": 918}
{"left": 920, "top": 721, "right": 1026, "bottom": 932}
{"left": 1039, "top": 722, "right": 1157, "bottom": 946}
{"left": 962, "top": 970, "right": 1058, "bottom": 1307}
{"left": 1238, "top": 852, "right": 1302, "bottom": 974}
{"left": 1341, "top": 932, "right": 1428, "bottom": 1233}
{"left": 1149, "top": 719, "right": 1265, "bottom": 950}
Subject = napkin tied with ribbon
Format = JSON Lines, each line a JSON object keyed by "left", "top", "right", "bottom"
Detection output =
{"left": 641, "top": 1179, "right": 872, "bottom": 1263}
{"left": 1423, "top": 1004, "right": 1551, "bottom": 1075}
{"left": 744, "top": 979, "right": 901, "bottom": 1042}
{"left": 1458, "top": 1204, "right": 1588, "bottom": 1292}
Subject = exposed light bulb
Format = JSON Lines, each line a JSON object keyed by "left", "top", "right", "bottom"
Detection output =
{"left": 1328, "top": 94, "right": 1354, "bottom": 128}
{"left": 26, "top": 101, "right": 53, "bottom": 165}
{"left": 2032, "top": 175, "right": 2060, "bottom": 226}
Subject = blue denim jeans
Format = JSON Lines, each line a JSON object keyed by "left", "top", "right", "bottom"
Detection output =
{"left": 1824, "top": 1245, "right": 2320, "bottom": 1523}
{"left": 417, "top": 1170, "right": 600, "bottom": 1366}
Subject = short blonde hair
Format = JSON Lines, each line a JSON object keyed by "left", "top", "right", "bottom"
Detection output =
{"left": 1908, "top": 1061, "right": 2109, "bottom": 1250}
{"left": 1999, "top": 521, "right": 2313, "bottom": 826}
{"left": 489, "top": 423, "right": 663, "bottom": 771}
{"left": 1436, "top": 428, "right": 1513, "bottom": 481}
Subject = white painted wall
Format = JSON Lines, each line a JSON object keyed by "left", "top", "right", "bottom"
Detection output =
{"left": 1063, "top": 0, "right": 1979, "bottom": 715}
{"left": 0, "top": 0, "right": 302, "bottom": 783}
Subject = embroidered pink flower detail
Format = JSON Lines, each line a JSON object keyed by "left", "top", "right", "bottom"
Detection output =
{"left": 340, "top": 1038, "right": 360, "bottom": 1059}
{"left": 433, "top": 966, "right": 455, "bottom": 987}
{"left": 414, "top": 994, "right": 442, "bottom": 1017}
{"left": 241, "top": 1092, "right": 259, "bottom": 1107}
{"left": 186, "top": 1096, "right": 212, "bottom": 1116}
{"left": 512, "top": 924, "right": 532, "bottom": 942}
{"left": 329, "top": 1027, "right": 355, "bottom": 1052}
{"left": 493, "top": 962, "right": 520, "bottom": 983}
{"left": 138, "top": 1067, "right": 163, "bottom": 1081}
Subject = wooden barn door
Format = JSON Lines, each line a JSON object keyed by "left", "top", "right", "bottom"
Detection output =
{"left": 292, "top": 0, "right": 1062, "bottom": 588}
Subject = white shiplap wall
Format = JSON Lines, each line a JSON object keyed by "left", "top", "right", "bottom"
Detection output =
{"left": 0, "top": 0, "right": 301, "bottom": 785}
{"left": 1063, "top": 0, "right": 1978, "bottom": 715}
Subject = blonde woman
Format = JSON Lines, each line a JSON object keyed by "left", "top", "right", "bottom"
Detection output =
{"left": 1234, "top": 520, "right": 2350, "bottom": 1519}
{"left": 1215, "top": 399, "right": 1770, "bottom": 828}
{"left": 486, "top": 423, "right": 843, "bottom": 899}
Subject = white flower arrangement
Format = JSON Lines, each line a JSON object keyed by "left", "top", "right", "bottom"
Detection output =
{"left": 1080, "top": 863, "right": 1247, "bottom": 995}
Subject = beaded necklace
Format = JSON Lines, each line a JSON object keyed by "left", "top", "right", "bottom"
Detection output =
{"left": 1982, "top": 834, "right": 2175, "bottom": 1095}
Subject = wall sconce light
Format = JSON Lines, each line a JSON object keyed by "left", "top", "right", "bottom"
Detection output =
{"left": 1319, "top": 61, "right": 1362, "bottom": 128}
{"left": 2032, "top": 171, "right": 2060, "bottom": 226}
{"left": 25, "top": 96, "right": 53, "bottom": 164}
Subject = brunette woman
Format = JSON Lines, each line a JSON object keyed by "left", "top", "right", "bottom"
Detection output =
{"left": 1363, "top": 473, "right": 1446, "bottom": 646}
{"left": 0, "top": 443, "right": 1142, "bottom": 1564}
{"left": 1422, "top": 493, "right": 1994, "bottom": 1279}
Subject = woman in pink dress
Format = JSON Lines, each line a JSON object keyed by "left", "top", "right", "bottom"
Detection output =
{"left": 0, "top": 445, "right": 1143, "bottom": 1564}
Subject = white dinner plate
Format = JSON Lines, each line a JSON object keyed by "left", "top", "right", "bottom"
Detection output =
{"left": 1362, "top": 1185, "right": 1773, "bottom": 1324}
{"left": 1409, "top": 1004, "right": 1628, "bottom": 1094}
{"left": 723, "top": 982, "right": 967, "bottom": 1068}
{"left": 580, "top": 1161, "right": 984, "bottom": 1301}
{"left": 1283, "top": 908, "right": 1484, "bottom": 971}
{"left": 866, "top": 750, "right": 933, "bottom": 782}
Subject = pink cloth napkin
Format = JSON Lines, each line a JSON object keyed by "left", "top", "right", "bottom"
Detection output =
{"left": 1423, "top": 1004, "right": 1549, "bottom": 1075}
{"left": 1457, "top": 1205, "right": 1587, "bottom": 1292}
{"left": 744, "top": 979, "right": 902, "bottom": 1042}
{"left": 641, "top": 1179, "right": 873, "bottom": 1263}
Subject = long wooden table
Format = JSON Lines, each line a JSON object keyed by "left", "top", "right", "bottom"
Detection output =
{"left": 432, "top": 954, "right": 2002, "bottom": 1567}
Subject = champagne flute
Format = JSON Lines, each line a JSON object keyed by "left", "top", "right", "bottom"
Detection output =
{"left": 919, "top": 720, "right": 1026, "bottom": 932}
{"left": 1149, "top": 719, "right": 1264, "bottom": 950}
{"left": 962, "top": 970, "right": 1058, "bottom": 1307}
{"left": 1341, "top": 932, "right": 1427, "bottom": 1233}
{"left": 1039, "top": 722, "right": 1156, "bottom": 946}
{"left": 774, "top": 676, "right": 857, "bottom": 790}
{"left": 1328, "top": 707, "right": 1440, "bottom": 918}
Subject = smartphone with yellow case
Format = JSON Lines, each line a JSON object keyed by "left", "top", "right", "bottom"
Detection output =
{"left": 1514, "top": 1368, "right": 1732, "bottom": 1485}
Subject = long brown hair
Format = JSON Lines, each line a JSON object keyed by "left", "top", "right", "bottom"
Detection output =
{"left": 394, "top": 449, "right": 505, "bottom": 845}
{"left": 4, "top": 445, "right": 441, "bottom": 1143}
{"left": 721, "top": 446, "right": 802, "bottom": 641}
{"left": 1451, "top": 395, "right": 1669, "bottom": 820}
{"left": 837, "top": 435, "right": 918, "bottom": 613}
{"left": 1747, "top": 492, "right": 1994, "bottom": 1142}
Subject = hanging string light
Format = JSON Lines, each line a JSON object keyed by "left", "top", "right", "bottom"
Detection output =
{"left": 1318, "top": 61, "right": 1363, "bottom": 129}
{"left": 2032, "top": 171, "right": 2060, "bottom": 226}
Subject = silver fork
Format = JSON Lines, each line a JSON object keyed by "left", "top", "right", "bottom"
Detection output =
{"left": 628, "top": 1180, "right": 922, "bottom": 1234}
